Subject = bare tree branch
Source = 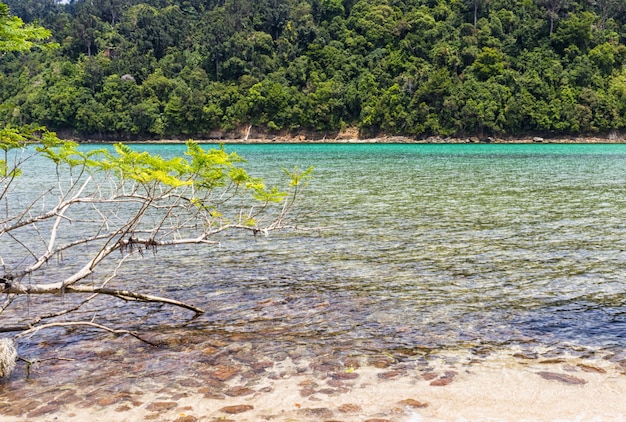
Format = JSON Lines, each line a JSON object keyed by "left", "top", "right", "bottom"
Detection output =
{"left": 15, "top": 321, "right": 158, "bottom": 346}
{"left": 0, "top": 139, "right": 310, "bottom": 362}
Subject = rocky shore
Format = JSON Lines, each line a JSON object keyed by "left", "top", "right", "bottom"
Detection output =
{"left": 123, "top": 135, "right": 626, "bottom": 145}
{"left": 210, "top": 134, "right": 626, "bottom": 144}
{"left": 65, "top": 125, "right": 626, "bottom": 144}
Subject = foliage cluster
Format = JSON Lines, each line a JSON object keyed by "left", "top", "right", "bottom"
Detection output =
{"left": 2, "top": 0, "right": 626, "bottom": 138}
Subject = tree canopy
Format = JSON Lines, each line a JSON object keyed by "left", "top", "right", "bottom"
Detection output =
{"left": 0, "top": 1, "right": 53, "bottom": 52}
{"left": 2, "top": 0, "right": 626, "bottom": 139}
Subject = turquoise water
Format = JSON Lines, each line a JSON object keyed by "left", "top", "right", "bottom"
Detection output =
{"left": 6, "top": 143, "right": 626, "bottom": 376}
{"left": 58, "top": 143, "right": 626, "bottom": 350}
{"left": 198, "top": 143, "right": 626, "bottom": 354}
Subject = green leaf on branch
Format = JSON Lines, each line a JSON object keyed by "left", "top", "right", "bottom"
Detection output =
{"left": 283, "top": 166, "right": 314, "bottom": 187}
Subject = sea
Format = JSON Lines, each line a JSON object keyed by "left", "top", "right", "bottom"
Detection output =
{"left": 3, "top": 142, "right": 626, "bottom": 413}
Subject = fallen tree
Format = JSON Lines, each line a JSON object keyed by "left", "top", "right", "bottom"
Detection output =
{"left": 0, "top": 128, "right": 311, "bottom": 376}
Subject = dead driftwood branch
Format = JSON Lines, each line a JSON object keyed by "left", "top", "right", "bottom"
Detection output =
{"left": 0, "top": 339, "right": 17, "bottom": 379}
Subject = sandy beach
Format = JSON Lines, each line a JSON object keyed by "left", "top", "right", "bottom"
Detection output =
{"left": 3, "top": 348, "right": 626, "bottom": 422}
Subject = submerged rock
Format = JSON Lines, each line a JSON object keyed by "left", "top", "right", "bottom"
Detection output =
{"left": 430, "top": 371, "right": 457, "bottom": 386}
{"left": 338, "top": 403, "right": 362, "bottom": 413}
{"left": 224, "top": 386, "right": 255, "bottom": 397}
{"left": 145, "top": 401, "right": 177, "bottom": 412}
{"left": 26, "top": 404, "right": 60, "bottom": 418}
{"left": 173, "top": 416, "right": 198, "bottom": 422}
{"left": 209, "top": 365, "right": 240, "bottom": 381}
{"left": 378, "top": 370, "right": 405, "bottom": 379}
{"left": 219, "top": 404, "right": 254, "bottom": 414}
{"left": 537, "top": 371, "right": 587, "bottom": 385}
{"left": 368, "top": 356, "right": 395, "bottom": 368}
{"left": 397, "top": 398, "right": 428, "bottom": 408}
{"left": 331, "top": 371, "right": 360, "bottom": 380}
{"left": 298, "top": 407, "right": 334, "bottom": 418}
{"left": 577, "top": 364, "right": 606, "bottom": 374}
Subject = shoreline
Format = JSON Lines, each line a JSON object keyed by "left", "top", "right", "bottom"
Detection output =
{"left": 90, "top": 137, "right": 626, "bottom": 145}
{"left": 72, "top": 133, "right": 626, "bottom": 144}
{"left": 3, "top": 349, "right": 626, "bottom": 422}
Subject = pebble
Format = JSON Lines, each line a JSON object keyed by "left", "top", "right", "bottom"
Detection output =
{"left": 201, "top": 346, "right": 218, "bottom": 355}
{"left": 145, "top": 401, "right": 178, "bottom": 412}
{"left": 430, "top": 377, "right": 453, "bottom": 386}
{"left": 368, "top": 357, "right": 395, "bottom": 368}
{"left": 96, "top": 396, "right": 122, "bottom": 406}
{"left": 251, "top": 361, "right": 274, "bottom": 371}
{"left": 300, "top": 387, "right": 317, "bottom": 397}
{"left": 327, "top": 379, "right": 345, "bottom": 387}
{"left": 338, "top": 403, "right": 362, "bottom": 413}
{"left": 219, "top": 404, "right": 254, "bottom": 414}
{"left": 173, "top": 416, "right": 198, "bottom": 422}
{"left": 234, "top": 351, "right": 258, "bottom": 363}
{"left": 378, "top": 370, "right": 405, "bottom": 379}
{"left": 430, "top": 371, "right": 457, "bottom": 386}
{"left": 398, "top": 398, "right": 428, "bottom": 408}
{"left": 310, "top": 360, "right": 343, "bottom": 372}
{"left": 202, "top": 391, "right": 226, "bottom": 400}
{"left": 578, "top": 364, "right": 606, "bottom": 374}
{"left": 49, "top": 391, "right": 81, "bottom": 406}
{"left": 209, "top": 366, "right": 240, "bottom": 382}
{"left": 539, "top": 359, "right": 566, "bottom": 364}
{"left": 537, "top": 371, "right": 587, "bottom": 385}
{"left": 422, "top": 372, "right": 439, "bottom": 380}
{"left": 224, "top": 386, "right": 255, "bottom": 397}
{"left": 344, "top": 358, "right": 361, "bottom": 369}
{"left": 298, "top": 407, "right": 334, "bottom": 418}
{"left": 26, "top": 404, "right": 60, "bottom": 418}
{"left": 178, "top": 379, "right": 203, "bottom": 388}
{"left": 331, "top": 371, "right": 360, "bottom": 380}
{"left": 202, "top": 379, "right": 226, "bottom": 391}
{"left": 4, "top": 399, "right": 41, "bottom": 416}
{"left": 513, "top": 352, "right": 538, "bottom": 360}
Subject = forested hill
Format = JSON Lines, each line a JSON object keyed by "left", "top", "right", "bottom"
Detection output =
{"left": 2, "top": 0, "right": 626, "bottom": 140}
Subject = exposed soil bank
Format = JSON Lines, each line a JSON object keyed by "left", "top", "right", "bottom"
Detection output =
{"left": 96, "top": 135, "right": 626, "bottom": 145}
{"left": 59, "top": 126, "right": 626, "bottom": 144}
{"left": 209, "top": 135, "right": 626, "bottom": 144}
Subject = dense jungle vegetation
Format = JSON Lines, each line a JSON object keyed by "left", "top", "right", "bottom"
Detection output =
{"left": 1, "top": 0, "right": 626, "bottom": 139}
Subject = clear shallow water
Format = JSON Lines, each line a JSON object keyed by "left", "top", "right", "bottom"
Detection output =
{"left": 4, "top": 143, "right": 626, "bottom": 390}
{"left": 183, "top": 143, "right": 626, "bottom": 354}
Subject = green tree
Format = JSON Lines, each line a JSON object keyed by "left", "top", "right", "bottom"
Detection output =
{"left": 4, "top": 0, "right": 626, "bottom": 139}
{"left": 0, "top": 2, "right": 52, "bottom": 52}
{"left": 472, "top": 46, "right": 506, "bottom": 80}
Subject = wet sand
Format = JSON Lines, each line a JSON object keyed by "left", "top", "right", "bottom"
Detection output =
{"left": 2, "top": 349, "right": 626, "bottom": 422}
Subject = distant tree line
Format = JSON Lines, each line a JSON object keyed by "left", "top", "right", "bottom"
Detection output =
{"left": 2, "top": 0, "right": 626, "bottom": 139}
